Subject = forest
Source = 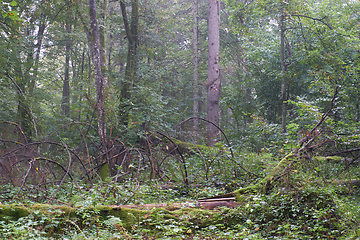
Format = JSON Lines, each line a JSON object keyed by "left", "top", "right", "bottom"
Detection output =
{"left": 0, "top": 0, "right": 359, "bottom": 239}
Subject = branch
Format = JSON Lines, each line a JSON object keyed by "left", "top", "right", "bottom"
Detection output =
{"left": 156, "top": 131, "right": 189, "bottom": 186}
{"left": 47, "top": 140, "right": 73, "bottom": 203}
{"left": 297, "top": 87, "right": 339, "bottom": 154}
{"left": 291, "top": 14, "right": 333, "bottom": 30}
{"left": 178, "top": 117, "right": 261, "bottom": 177}
{"left": 178, "top": 116, "right": 234, "bottom": 159}
{"left": 14, "top": 158, "right": 34, "bottom": 199}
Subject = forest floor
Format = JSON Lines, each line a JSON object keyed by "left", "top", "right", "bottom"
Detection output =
{"left": 0, "top": 152, "right": 359, "bottom": 239}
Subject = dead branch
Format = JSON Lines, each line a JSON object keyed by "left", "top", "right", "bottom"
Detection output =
{"left": 178, "top": 116, "right": 235, "bottom": 159}
{"left": 14, "top": 158, "right": 35, "bottom": 198}
{"left": 297, "top": 87, "right": 339, "bottom": 155}
{"left": 156, "top": 131, "right": 189, "bottom": 185}
{"left": 47, "top": 140, "right": 73, "bottom": 203}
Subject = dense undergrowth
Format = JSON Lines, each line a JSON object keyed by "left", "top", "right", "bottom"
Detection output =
{"left": 0, "top": 151, "right": 359, "bottom": 239}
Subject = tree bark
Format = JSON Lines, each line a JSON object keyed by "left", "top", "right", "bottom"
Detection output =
{"left": 89, "top": 0, "right": 107, "bottom": 147}
{"left": 99, "top": 0, "right": 108, "bottom": 87}
{"left": 280, "top": 1, "right": 287, "bottom": 133}
{"left": 206, "top": 0, "right": 221, "bottom": 146}
{"left": 193, "top": 0, "right": 200, "bottom": 129}
{"left": 119, "top": 0, "right": 139, "bottom": 127}
{"left": 62, "top": 18, "right": 71, "bottom": 118}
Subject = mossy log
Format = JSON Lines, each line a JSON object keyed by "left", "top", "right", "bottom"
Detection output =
{"left": 316, "top": 156, "right": 353, "bottom": 164}
{"left": 0, "top": 201, "right": 237, "bottom": 233}
{"left": 162, "top": 137, "right": 214, "bottom": 155}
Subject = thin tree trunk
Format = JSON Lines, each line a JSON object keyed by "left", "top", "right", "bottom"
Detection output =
{"left": 16, "top": 21, "right": 46, "bottom": 141}
{"left": 99, "top": 0, "right": 108, "bottom": 86}
{"left": 206, "top": 0, "right": 221, "bottom": 146}
{"left": 193, "top": 0, "right": 199, "bottom": 129}
{"left": 356, "top": 87, "right": 359, "bottom": 122}
{"left": 280, "top": 1, "right": 287, "bottom": 133}
{"left": 89, "top": 0, "right": 107, "bottom": 146}
{"left": 62, "top": 19, "right": 71, "bottom": 117}
{"left": 78, "top": 47, "right": 86, "bottom": 121}
{"left": 119, "top": 0, "right": 139, "bottom": 127}
{"left": 29, "top": 22, "right": 46, "bottom": 95}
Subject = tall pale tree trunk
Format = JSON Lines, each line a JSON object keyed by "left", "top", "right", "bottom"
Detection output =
{"left": 62, "top": 18, "right": 71, "bottom": 117}
{"left": 280, "top": 1, "right": 287, "bottom": 133}
{"left": 193, "top": 0, "right": 199, "bottom": 129}
{"left": 206, "top": 0, "right": 221, "bottom": 146}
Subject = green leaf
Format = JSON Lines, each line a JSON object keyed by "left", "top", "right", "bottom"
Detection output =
{"left": 10, "top": 1, "right": 18, "bottom": 7}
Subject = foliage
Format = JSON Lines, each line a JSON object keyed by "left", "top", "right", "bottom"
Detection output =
{"left": 1, "top": 149, "right": 359, "bottom": 239}
{"left": 0, "top": 0, "right": 360, "bottom": 238}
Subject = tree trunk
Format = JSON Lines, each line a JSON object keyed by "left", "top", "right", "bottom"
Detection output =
{"left": 99, "top": 0, "right": 108, "bottom": 88}
{"left": 119, "top": 0, "right": 139, "bottom": 127}
{"left": 62, "top": 18, "right": 71, "bottom": 118}
{"left": 29, "top": 21, "right": 46, "bottom": 95}
{"left": 16, "top": 78, "right": 33, "bottom": 142}
{"left": 280, "top": 1, "right": 287, "bottom": 133}
{"left": 15, "top": 20, "right": 46, "bottom": 141}
{"left": 193, "top": 0, "right": 199, "bottom": 129}
{"left": 89, "top": 0, "right": 107, "bottom": 150}
{"left": 356, "top": 88, "right": 359, "bottom": 122}
{"left": 206, "top": 0, "right": 221, "bottom": 146}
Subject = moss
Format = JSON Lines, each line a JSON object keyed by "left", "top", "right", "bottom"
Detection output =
{"left": 315, "top": 156, "right": 342, "bottom": 162}
{"left": 233, "top": 185, "right": 260, "bottom": 201}
{"left": 99, "top": 163, "right": 110, "bottom": 181}
{"left": 0, "top": 204, "right": 30, "bottom": 221}
{"left": 57, "top": 205, "right": 77, "bottom": 218}
{"left": 232, "top": 153, "right": 295, "bottom": 200}
{"left": 261, "top": 152, "right": 295, "bottom": 192}
{"left": 170, "top": 138, "right": 215, "bottom": 154}
{"left": 95, "top": 205, "right": 148, "bottom": 230}
{"left": 324, "top": 156, "right": 343, "bottom": 162}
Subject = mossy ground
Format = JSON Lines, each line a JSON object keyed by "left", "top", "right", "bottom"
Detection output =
{"left": 0, "top": 188, "right": 356, "bottom": 239}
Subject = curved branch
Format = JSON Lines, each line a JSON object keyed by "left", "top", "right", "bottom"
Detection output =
{"left": 2, "top": 121, "right": 28, "bottom": 144}
{"left": 10, "top": 157, "right": 73, "bottom": 181}
{"left": 0, "top": 140, "right": 89, "bottom": 181}
{"left": 178, "top": 116, "right": 234, "bottom": 159}
{"left": 47, "top": 140, "right": 73, "bottom": 203}
{"left": 156, "top": 131, "right": 189, "bottom": 186}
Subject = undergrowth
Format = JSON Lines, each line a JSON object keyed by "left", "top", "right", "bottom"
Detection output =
{"left": 0, "top": 151, "right": 359, "bottom": 239}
